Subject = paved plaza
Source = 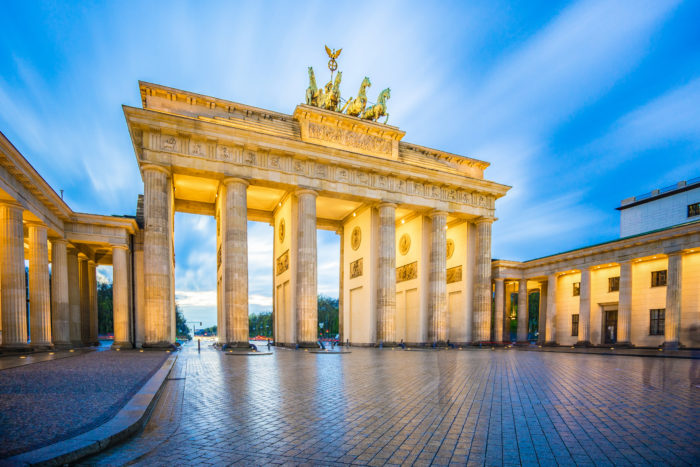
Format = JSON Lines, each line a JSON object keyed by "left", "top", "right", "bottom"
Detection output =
{"left": 84, "top": 344, "right": 699, "bottom": 466}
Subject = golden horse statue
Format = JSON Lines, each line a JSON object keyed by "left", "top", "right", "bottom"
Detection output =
{"left": 319, "top": 71, "right": 343, "bottom": 111}
{"left": 362, "top": 88, "right": 391, "bottom": 124}
{"left": 305, "top": 67, "right": 322, "bottom": 106}
{"left": 341, "top": 76, "right": 371, "bottom": 117}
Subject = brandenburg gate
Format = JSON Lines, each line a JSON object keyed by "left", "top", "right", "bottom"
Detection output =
{"left": 125, "top": 80, "right": 509, "bottom": 348}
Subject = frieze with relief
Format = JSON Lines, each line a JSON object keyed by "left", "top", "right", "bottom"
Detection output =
{"left": 446, "top": 265, "right": 462, "bottom": 284}
{"left": 276, "top": 250, "right": 289, "bottom": 275}
{"left": 397, "top": 261, "right": 417, "bottom": 283}
{"left": 350, "top": 258, "right": 363, "bottom": 279}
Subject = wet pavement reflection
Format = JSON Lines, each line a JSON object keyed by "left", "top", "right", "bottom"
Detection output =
{"left": 85, "top": 342, "right": 699, "bottom": 466}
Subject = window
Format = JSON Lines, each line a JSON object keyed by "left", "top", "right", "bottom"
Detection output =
{"left": 651, "top": 270, "right": 667, "bottom": 287}
{"left": 689, "top": 202, "right": 700, "bottom": 218}
{"left": 571, "top": 314, "right": 579, "bottom": 337}
{"left": 572, "top": 282, "right": 580, "bottom": 296}
{"left": 608, "top": 276, "right": 620, "bottom": 292}
{"left": 650, "top": 309, "right": 665, "bottom": 335}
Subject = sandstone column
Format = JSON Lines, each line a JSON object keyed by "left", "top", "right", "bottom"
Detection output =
{"left": 338, "top": 228, "right": 344, "bottom": 344}
{"left": 545, "top": 274, "right": 557, "bottom": 344}
{"left": 577, "top": 266, "right": 592, "bottom": 345}
{"left": 0, "top": 201, "right": 28, "bottom": 349}
{"left": 295, "top": 189, "right": 318, "bottom": 347}
{"left": 222, "top": 178, "right": 249, "bottom": 348}
{"left": 472, "top": 218, "right": 493, "bottom": 343}
{"left": 517, "top": 278, "right": 528, "bottom": 343}
{"left": 429, "top": 211, "right": 448, "bottom": 343}
{"left": 538, "top": 280, "right": 548, "bottom": 345}
{"left": 617, "top": 260, "right": 632, "bottom": 345}
{"left": 493, "top": 278, "right": 505, "bottom": 343}
{"left": 88, "top": 260, "right": 98, "bottom": 345}
{"left": 377, "top": 203, "right": 397, "bottom": 345}
{"left": 664, "top": 252, "right": 682, "bottom": 349}
{"left": 50, "top": 239, "right": 70, "bottom": 347}
{"left": 67, "top": 247, "right": 81, "bottom": 346}
{"left": 112, "top": 245, "right": 131, "bottom": 348}
{"left": 27, "top": 223, "right": 52, "bottom": 348}
{"left": 79, "top": 255, "right": 90, "bottom": 344}
{"left": 142, "top": 165, "right": 173, "bottom": 347}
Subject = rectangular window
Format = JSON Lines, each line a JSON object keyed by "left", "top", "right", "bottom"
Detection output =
{"left": 572, "top": 282, "right": 580, "bottom": 296}
{"left": 608, "top": 276, "right": 620, "bottom": 292}
{"left": 651, "top": 270, "right": 667, "bottom": 287}
{"left": 689, "top": 202, "right": 700, "bottom": 218}
{"left": 650, "top": 309, "right": 665, "bottom": 335}
{"left": 571, "top": 314, "right": 579, "bottom": 337}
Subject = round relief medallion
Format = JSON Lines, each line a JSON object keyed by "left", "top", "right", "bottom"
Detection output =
{"left": 278, "top": 218, "right": 285, "bottom": 243}
{"left": 446, "top": 238, "right": 455, "bottom": 259}
{"left": 399, "top": 233, "right": 411, "bottom": 256}
{"left": 351, "top": 226, "right": 362, "bottom": 251}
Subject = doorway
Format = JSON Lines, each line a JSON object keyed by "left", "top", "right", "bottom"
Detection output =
{"left": 604, "top": 309, "right": 618, "bottom": 344}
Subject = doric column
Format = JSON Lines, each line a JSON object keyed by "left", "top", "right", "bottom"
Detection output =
{"left": 142, "top": 165, "right": 173, "bottom": 347}
{"left": 27, "top": 223, "right": 52, "bottom": 348}
{"left": 112, "top": 245, "right": 131, "bottom": 348}
{"left": 517, "top": 278, "right": 528, "bottom": 343}
{"left": 577, "top": 266, "right": 591, "bottom": 345}
{"left": 67, "top": 247, "right": 81, "bottom": 346}
{"left": 617, "top": 260, "right": 632, "bottom": 345}
{"left": 472, "top": 218, "right": 493, "bottom": 343}
{"left": 88, "top": 260, "right": 98, "bottom": 345}
{"left": 222, "top": 178, "right": 249, "bottom": 348}
{"left": 664, "top": 252, "right": 682, "bottom": 349}
{"left": 377, "top": 202, "right": 397, "bottom": 345}
{"left": 493, "top": 278, "right": 505, "bottom": 343}
{"left": 79, "top": 255, "right": 90, "bottom": 344}
{"left": 429, "top": 211, "right": 448, "bottom": 343}
{"left": 51, "top": 239, "right": 70, "bottom": 347}
{"left": 545, "top": 274, "right": 557, "bottom": 344}
{"left": 295, "top": 189, "right": 318, "bottom": 347}
{"left": 0, "top": 201, "right": 28, "bottom": 349}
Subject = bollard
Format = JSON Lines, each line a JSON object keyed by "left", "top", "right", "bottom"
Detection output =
{"left": 198, "top": 339, "right": 201, "bottom": 353}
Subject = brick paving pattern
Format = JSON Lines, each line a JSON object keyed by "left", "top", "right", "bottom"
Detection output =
{"left": 87, "top": 344, "right": 698, "bottom": 466}
{"left": 0, "top": 350, "right": 168, "bottom": 458}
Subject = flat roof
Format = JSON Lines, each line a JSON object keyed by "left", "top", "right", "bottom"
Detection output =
{"left": 617, "top": 176, "right": 700, "bottom": 210}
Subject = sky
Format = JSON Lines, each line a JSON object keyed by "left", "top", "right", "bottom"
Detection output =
{"left": 2, "top": 0, "right": 699, "bottom": 328}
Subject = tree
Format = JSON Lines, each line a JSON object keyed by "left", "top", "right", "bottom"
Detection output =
{"left": 97, "top": 282, "right": 113, "bottom": 335}
{"left": 249, "top": 312, "right": 273, "bottom": 337}
{"left": 317, "top": 295, "right": 339, "bottom": 337}
{"left": 194, "top": 325, "right": 217, "bottom": 336}
{"left": 175, "top": 305, "right": 191, "bottom": 340}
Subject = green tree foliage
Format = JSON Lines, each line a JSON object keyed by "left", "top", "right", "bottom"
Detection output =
{"left": 249, "top": 312, "right": 273, "bottom": 337}
{"left": 97, "top": 282, "right": 113, "bottom": 335}
{"left": 317, "top": 295, "right": 339, "bottom": 337}
{"left": 194, "top": 325, "right": 217, "bottom": 336}
{"left": 175, "top": 305, "right": 191, "bottom": 340}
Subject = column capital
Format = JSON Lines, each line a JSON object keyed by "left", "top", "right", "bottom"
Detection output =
{"left": 51, "top": 238, "right": 69, "bottom": 246}
{"left": 141, "top": 164, "right": 171, "bottom": 177}
{"left": 494, "top": 277, "right": 505, "bottom": 283}
{"left": 428, "top": 210, "right": 448, "bottom": 219}
{"left": 474, "top": 216, "right": 494, "bottom": 225}
{"left": 222, "top": 177, "right": 249, "bottom": 187}
{"left": 112, "top": 244, "right": 129, "bottom": 251}
{"left": 25, "top": 220, "right": 48, "bottom": 230}
{"left": 0, "top": 200, "right": 24, "bottom": 211}
{"left": 88, "top": 259, "right": 96, "bottom": 266}
{"left": 377, "top": 202, "right": 398, "bottom": 210}
{"left": 295, "top": 188, "right": 318, "bottom": 198}
{"left": 666, "top": 250, "right": 684, "bottom": 257}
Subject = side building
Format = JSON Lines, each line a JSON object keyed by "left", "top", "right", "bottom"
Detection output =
{"left": 493, "top": 178, "right": 700, "bottom": 349}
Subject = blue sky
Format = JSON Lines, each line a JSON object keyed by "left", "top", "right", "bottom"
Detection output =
{"left": 2, "top": 0, "right": 699, "bottom": 327}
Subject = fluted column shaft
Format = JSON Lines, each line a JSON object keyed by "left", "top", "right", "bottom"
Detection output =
{"left": 296, "top": 189, "right": 318, "bottom": 346}
{"left": 578, "top": 267, "right": 591, "bottom": 344}
{"left": 665, "top": 252, "right": 682, "bottom": 348}
{"left": 617, "top": 260, "right": 632, "bottom": 344}
{"left": 27, "top": 224, "right": 52, "bottom": 347}
{"left": 50, "top": 239, "right": 70, "bottom": 346}
{"left": 429, "top": 211, "right": 447, "bottom": 343}
{"left": 0, "top": 202, "right": 28, "bottom": 348}
{"left": 88, "top": 260, "right": 97, "bottom": 344}
{"left": 112, "top": 245, "right": 131, "bottom": 347}
{"left": 377, "top": 203, "right": 397, "bottom": 344}
{"left": 472, "top": 218, "right": 493, "bottom": 343}
{"left": 517, "top": 278, "right": 528, "bottom": 342}
{"left": 222, "top": 178, "right": 249, "bottom": 347}
{"left": 67, "top": 248, "right": 81, "bottom": 345}
{"left": 494, "top": 278, "right": 505, "bottom": 343}
{"left": 545, "top": 274, "right": 557, "bottom": 344}
{"left": 79, "top": 256, "right": 90, "bottom": 344}
{"left": 142, "top": 166, "right": 172, "bottom": 346}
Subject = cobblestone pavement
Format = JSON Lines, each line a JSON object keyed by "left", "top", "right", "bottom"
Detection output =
{"left": 0, "top": 349, "right": 168, "bottom": 458}
{"left": 86, "top": 343, "right": 699, "bottom": 466}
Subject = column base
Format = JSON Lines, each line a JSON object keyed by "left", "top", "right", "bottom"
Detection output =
{"left": 297, "top": 341, "right": 320, "bottom": 349}
{"left": 376, "top": 341, "right": 397, "bottom": 348}
{"left": 0, "top": 343, "right": 31, "bottom": 352}
{"left": 111, "top": 341, "right": 133, "bottom": 350}
{"left": 52, "top": 342, "right": 73, "bottom": 350}
{"left": 574, "top": 340, "right": 592, "bottom": 347}
{"left": 662, "top": 341, "right": 680, "bottom": 351}
{"left": 222, "top": 342, "right": 251, "bottom": 350}
{"left": 70, "top": 340, "right": 85, "bottom": 348}
{"left": 31, "top": 343, "right": 54, "bottom": 351}
{"left": 613, "top": 341, "right": 633, "bottom": 348}
{"left": 141, "top": 342, "right": 177, "bottom": 350}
